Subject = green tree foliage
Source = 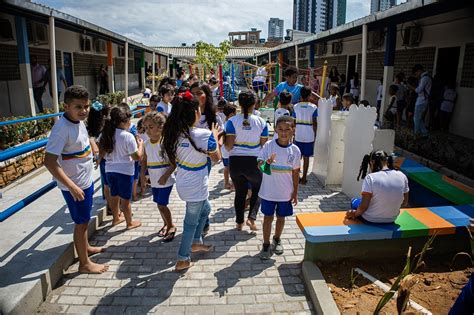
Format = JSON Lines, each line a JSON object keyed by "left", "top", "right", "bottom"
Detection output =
{"left": 195, "top": 40, "right": 232, "bottom": 69}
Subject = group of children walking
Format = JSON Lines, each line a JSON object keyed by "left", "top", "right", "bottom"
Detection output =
{"left": 45, "top": 70, "right": 320, "bottom": 272}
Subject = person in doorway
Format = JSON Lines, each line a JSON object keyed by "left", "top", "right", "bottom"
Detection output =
{"left": 439, "top": 81, "right": 457, "bottom": 132}
{"left": 346, "top": 151, "right": 409, "bottom": 224}
{"left": 98, "top": 65, "right": 109, "bottom": 95}
{"left": 31, "top": 55, "right": 47, "bottom": 112}
{"left": 349, "top": 72, "right": 360, "bottom": 104}
{"left": 409, "top": 64, "right": 432, "bottom": 137}
{"left": 45, "top": 59, "right": 68, "bottom": 101}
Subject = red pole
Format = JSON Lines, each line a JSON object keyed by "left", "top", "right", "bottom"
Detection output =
{"left": 219, "top": 63, "right": 224, "bottom": 98}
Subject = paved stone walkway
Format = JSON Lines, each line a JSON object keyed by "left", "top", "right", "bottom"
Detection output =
{"left": 38, "top": 161, "right": 349, "bottom": 314}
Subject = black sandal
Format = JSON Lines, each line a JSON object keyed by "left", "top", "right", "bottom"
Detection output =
{"left": 157, "top": 226, "right": 167, "bottom": 237}
{"left": 163, "top": 228, "right": 176, "bottom": 242}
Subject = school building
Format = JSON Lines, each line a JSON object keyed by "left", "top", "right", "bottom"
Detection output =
{"left": 0, "top": 0, "right": 177, "bottom": 117}
{"left": 256, "top": 0, "right": 474, "bottom": 140}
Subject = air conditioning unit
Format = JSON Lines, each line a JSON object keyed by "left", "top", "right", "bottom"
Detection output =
{"left": 368, "top": 30, "right": 385, "bottom": 50}
{"left": 27, "top": 22, "right": 48, "bottom": 44}
{"left": 80, "top": 35, "right": 92, "bottom": 52}
{"left": 315, "top": 42, "right": 327, "bottom": 56}
{"left": 0, "top": 18, "right": 14, "bottom": 42}
{"left": 331, "top": 41, "right": 343, "bottom": 54}
{"left": 118, "top": 46, "right": 125, "bottom": 57}
{"left": 94, "top": 39, "right": 106, "bottom": 54}
{"left": 403, "top": 26, "right": 422, "bottom": 47}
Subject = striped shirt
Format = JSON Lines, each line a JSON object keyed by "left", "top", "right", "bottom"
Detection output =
{"left": 144, "top": 139, "right": 175, "bottom": 188}
{"left": 225, "top": 113, "right": 269, "bottom": 157}
{"left": 292, "top": 102, "right": 318, "bottom": 143}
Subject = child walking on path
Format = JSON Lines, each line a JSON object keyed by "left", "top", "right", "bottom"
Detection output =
{"left": 225, "top": 90, "right": 269, "bottom": 231}
{"left": 99, "top": 104, "right": 143, "bottom": 230}
{"left": 221, "top": 103, "right": 237, "bottom": 190}
{"left": 44, "top": 85, "right": 108, "bottom": 273}
{"left": 258, "top": 115, "right": 301, "bottom": 259}
{"left": 161, "top": 91, "right": 220, "bottom": 271}
{"left": 292, "top": 86, "right": 318, "bottom": 185}
{"left": 140, "top": 112, "right": 177, "bottom": 242}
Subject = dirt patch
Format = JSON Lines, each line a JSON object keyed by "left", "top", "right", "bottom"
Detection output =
{"left": 0, "top": 149, "right": 45, "bottom": 188}
{"left": 319, "top": 256, "right": 472, "bottom": 314}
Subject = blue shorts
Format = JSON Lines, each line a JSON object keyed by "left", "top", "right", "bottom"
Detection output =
{"left": 134, "top": 161, "right": 140, "bottom": 180}
{"left": 152, "top": 186, "right": 173, "bottom": 206}
{"left": 252, "top": 80, "right": 268, "bottom": 93}
{"left": 61, "top": 183, "right": 94, "bottom": 224}
{"left": 107, "top": 172, "right": 134, "bottom": 200}
{"left": 99, "top": 159, "right": 108, "bottom": 186}
{"left": 222, "top": 158, "right": 229, "bottom": 167}
{"left": 261, "top": 199, "right": 293, "bottom": 217}
{"left": 294, "top": 141, "right": 314, "bottom": 157}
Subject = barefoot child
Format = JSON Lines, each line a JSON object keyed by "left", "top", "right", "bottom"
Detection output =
{"left": 161, "top": 90, "right": 220, "bottom": 271}
{"left": 99, "top": 104, "right": 143, "bottom": 230}
{"left": 221, "top": 103, "right": 237, "bottom": 190}
{"left": 293, "top": 86, "right": 318, "bottom": 185}
{"left": 258, "top": 115, "right": 301, "bottom": 259}
{"left": 44, "top": 85, "right": 108, "bottom": 273}
{"left": 140, "top": 112, "right": 177, "bottom": 242}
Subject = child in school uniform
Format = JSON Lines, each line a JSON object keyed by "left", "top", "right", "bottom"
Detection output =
{"left": 258, "top": 115, "right": 301, "bottom": 259}
{"left": 45, "top": 85, "right": 108, "bottom": 273}
{"left": 292, "top": 86, "right": 318, "bottom": 185}
{"left": 221, "top": 103, "right": 237, "bottom": 190}
{"left": 99, "top": 103, "right": 143, "bottom": 230}
{"left": 216, "top": 98, "right": 227, "bottom": 125}
{"left": 273, "top": 91, "right": 292, "bottom": 140}
{"left": 140, "top": 112, "right": 177, "bottom": 241}
{"left": 157, "top": 84, "right": 174, "bottom": 115}
{"left": 161, "top": 90, "right": 221, "bottom": 271}
{"left": 341, "top": 93, "right": 354, "bottom": 111}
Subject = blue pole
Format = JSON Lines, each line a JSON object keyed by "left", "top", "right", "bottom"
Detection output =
{"left": 0, "top": 112, "right": 63, "bottom": 127}
{"left": 0, "top": 181, "right": 57, "bottom": 222}
{"left": 0, "top": 138, "right": 48, "bottom": 163}
{"left": 231, "top": 62, "right": 235, "bottom": 101}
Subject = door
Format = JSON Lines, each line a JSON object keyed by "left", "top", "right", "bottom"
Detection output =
{"left": 436, "top": 47, "right": 460, "bottom": 85}
{"left": 63, "top": 52, "right": 73, "bottom": 86}
{"left": 346, "top": 55, "right": 356, "bottom": 93}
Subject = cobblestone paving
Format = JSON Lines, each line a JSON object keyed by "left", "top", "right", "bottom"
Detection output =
{"left": 39, "top": 160, "right": 350, "bottom": 314}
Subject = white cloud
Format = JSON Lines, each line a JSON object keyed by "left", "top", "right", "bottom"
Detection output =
{"left": 36, "top": 0, "right": 295, "bottom": 46}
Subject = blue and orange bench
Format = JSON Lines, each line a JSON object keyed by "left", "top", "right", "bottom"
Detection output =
{"left": 296, "top": 205, "right": 474, "bottom": 261}
{"left": 396, "top": 157, "right": 474, "bottom": 207}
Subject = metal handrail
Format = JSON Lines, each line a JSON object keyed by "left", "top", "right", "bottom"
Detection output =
{"left": 0, "top": 106, "right": 145, "bottom": 221}
{"left": 0, "top": 112, "right": 63, "bottom": 127}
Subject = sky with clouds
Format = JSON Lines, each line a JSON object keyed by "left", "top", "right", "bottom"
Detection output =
{"left": 35, "top": 0, "right": 376, "bottom": 46}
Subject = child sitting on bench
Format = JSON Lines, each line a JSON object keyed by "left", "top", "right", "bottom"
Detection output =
{"left": 346, "top": 151, "right": 409, "bottom": 223}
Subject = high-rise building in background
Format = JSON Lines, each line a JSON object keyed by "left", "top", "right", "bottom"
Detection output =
{"left": 268, "top": 18, "right": 284, "bottom": 40}
{"left": 370, "top": 0, "right": 396, "bottom": 14}
{"left": 293, "top": 0, "right": 346, "bottom": 34}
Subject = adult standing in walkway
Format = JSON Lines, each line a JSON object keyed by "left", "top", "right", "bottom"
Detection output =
{"left": 409, "top": 64, "right": 431, "bottom": 137}
{"left": 45, "top": 59, "right": 68, "bottom": 101}
{"left": 225, "top": 90, "right": 268, "bottom": 231}
{"left": 98, "top": 65, "right": 109, "bottom": 95}
{"left": 31, "top": 55, "right": 46, "bottom": 113}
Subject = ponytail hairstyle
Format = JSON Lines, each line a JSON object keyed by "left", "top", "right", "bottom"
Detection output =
{"left": 190, "top": 83, "right": 217, "bottom": 129}
{"left": 99, "top": 103, "right": 132, "bottom": 154}
{"left": 87, "top": 101, "right": 111, "bottom": 138}
{"left": 238, "top": 90, "right": 256, "bottom": 125}
{"left": 161, "top": 91, "right": 206, "bottom": 164}
{"left": 357, "top": 150, "right": 394, "bottom": 180}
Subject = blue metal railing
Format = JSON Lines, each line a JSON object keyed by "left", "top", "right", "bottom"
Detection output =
{"left": 0, "top": 106, "right": 145, "bottom": 221}
{"left": 0, "top": 112, "right": 63, "bottom": 127}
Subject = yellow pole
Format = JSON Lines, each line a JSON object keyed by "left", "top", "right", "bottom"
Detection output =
{"left": 319, "top": 60, "right": 328, "bottom": 98}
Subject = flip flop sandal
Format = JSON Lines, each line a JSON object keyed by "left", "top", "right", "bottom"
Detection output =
{"left": 163, "top": 229, "right": 177, "bottom": 242}
{"left": 157, "top": 226, "right": 167, "bottom": 237}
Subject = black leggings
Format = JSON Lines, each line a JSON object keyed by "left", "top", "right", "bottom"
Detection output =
{"left": 229, "top": 156, "right": 262, "bottom": 224}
